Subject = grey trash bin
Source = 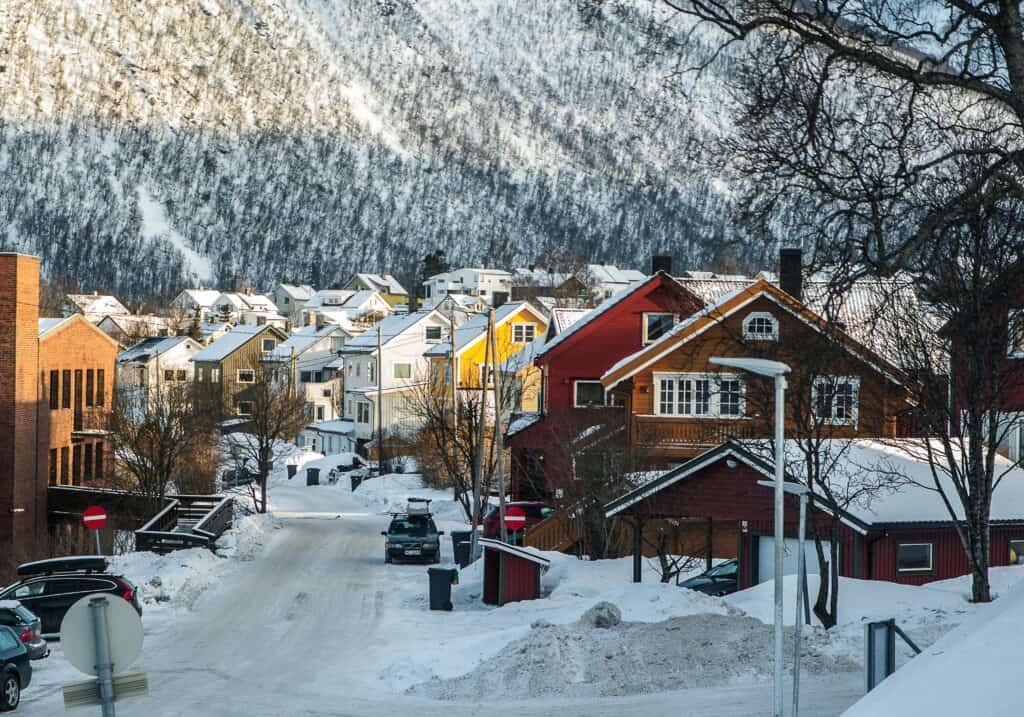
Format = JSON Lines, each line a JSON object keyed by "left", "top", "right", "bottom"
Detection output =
{"left": 306, "top": 467, "right": 320, "bottom": 486}
{"left": 427, "top": 568, "right": 457, "bottom": 611}
{"left": 451, "top": 530, "right": 473, "bottom": 568}
{"left": 287, "top": 464, "right": 297, "bottom": 480}
{"left": 351, "top": 473, "right": 363, "bottom": 492}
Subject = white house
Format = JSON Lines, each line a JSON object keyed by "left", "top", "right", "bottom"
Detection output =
{"left": 580, "top": 264, "right": 647, "bottom": 302}
{"left": 340, "top": 309, "right": 454, "bottom": 446}
{"left": 97, "top": 314, "right": 174, "bottom": 346}
{"left": 421, "top": 268, "right": 513, "bottom": 308}
{"left": 62, "top": 293, "right": 130, "bottom": 321}
{"left": 298, "top": 420, "right": 358, "bottom": 455}
{"left": 273, "top": 283, "right": 315, "bottom": 326}
{"left": 211, "top": 291, "right": 288, "bottom": 329}
{"left": 301, "top": 289, "right": 392, "bottom": 328}
{"left": 171, "top": 289, "right": 222, "bottom": 320}
{"left": 267, "top": 325, "right": 347, "bottom": 423}
{"left": 343, "top": 274, "right": 408, "bottom": 301}
{"left": 116, "top": 336, "right": 204, "bottom": 394}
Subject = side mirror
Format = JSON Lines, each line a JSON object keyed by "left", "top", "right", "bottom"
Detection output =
{"left": 381, "top": 531, "right": 388, "bottom": 536}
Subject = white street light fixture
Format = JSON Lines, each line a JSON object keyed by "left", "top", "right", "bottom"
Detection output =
{"left": 711, "top": 356, "right": 790, "bottom": 717}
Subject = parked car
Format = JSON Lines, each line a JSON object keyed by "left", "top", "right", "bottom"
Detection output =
{"left": 383, "top": 498, "right": 444, "bottom": 564}
{"left": 0, "top": 557, "right": 142, "bottom": 636}
{"left": 0, "top": 625, "right": 31, "bottom": 711}
{"left": 678, "top": 559, "right": 739, "bottom": 596}
{"left": 482, "top": 502, "right": 555, "bottom": 543}
{"left": 0, "top": 604, "right": 46, "bottom": 661}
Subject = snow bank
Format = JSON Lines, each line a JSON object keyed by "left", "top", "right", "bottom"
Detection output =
{"left": 843, "top": 576, "right": 1024, "bottom": 716}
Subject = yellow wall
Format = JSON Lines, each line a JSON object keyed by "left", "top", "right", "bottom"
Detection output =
{"left": 456, "top": 305, "right": 547, "bottom": 388}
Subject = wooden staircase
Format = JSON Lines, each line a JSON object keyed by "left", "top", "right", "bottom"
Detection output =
{"left": 523, "top": 510, "right": 578, "bottom": 553}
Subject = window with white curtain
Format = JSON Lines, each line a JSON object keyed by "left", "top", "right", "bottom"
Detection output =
{"left": 654, "top": 374, "right": 745, "bottom": 418}
{"left": 811, "top": 376, "right": 860, "bottom": 426}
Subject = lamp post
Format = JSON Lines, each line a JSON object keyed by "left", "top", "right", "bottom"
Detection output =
{"left": 710, "top": 357, "right": 790, "bottom": 717}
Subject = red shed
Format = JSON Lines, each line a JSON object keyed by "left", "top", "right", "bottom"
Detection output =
{"left": 480, "top": 538, "right": 551, "bottom": 606}
{"left": 605, "top": 439, "right": 1024, "bottom": 587}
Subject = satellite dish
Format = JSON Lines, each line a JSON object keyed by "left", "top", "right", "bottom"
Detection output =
{"left": 59, "top": 594, "right": 144, "bottom": 677}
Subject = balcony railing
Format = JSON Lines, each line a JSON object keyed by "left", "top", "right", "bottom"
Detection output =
{"left": 634, "top": 416, "right": 764, "bottom": 449}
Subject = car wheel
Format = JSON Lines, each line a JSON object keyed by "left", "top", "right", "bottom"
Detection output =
{"left": 385, "top": 552, "right": 392, "bottom": 564}
{"left": 0, "top": 673, "right": 19, "bottom": 711}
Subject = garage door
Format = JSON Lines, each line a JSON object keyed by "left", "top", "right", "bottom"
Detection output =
{"left": 756, "top": 536, "right": 833, "bottom": 584}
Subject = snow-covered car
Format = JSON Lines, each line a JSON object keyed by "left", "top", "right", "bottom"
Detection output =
{"left": 382, "top": 499, "right": 444, "bottom": 564}
{"left": 677, "top": 560, "right": 739, "bottom": 597}
{"left": 0, "top": 603, "right": 46, "bottom": 661}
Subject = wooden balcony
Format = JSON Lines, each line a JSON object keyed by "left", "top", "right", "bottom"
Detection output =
{"left": 633, "top": 415, "right": 765, "bottom": 453}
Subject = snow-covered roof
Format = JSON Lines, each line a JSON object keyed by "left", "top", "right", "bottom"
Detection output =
{"left": 215, "top": 292, "right": 278, "bottom": 312}
{"left": 551, "top": 308, "right": 590, "bottom": 334}
{"left": 674, "top": 274, "right": 756, "bottom": 304}
{"left": 423, "top": 302, "right": 534, "bottom": 357}
{"left": 499, "top": 332, "right": 547, "bottom": 373}
{"left": 118, "top": 336, "right": 197, "bottom": 364}
{"left": 268, "top": 325, "right": 337, "bottom": 360}
{"left": 100, "top": 314, "right": 173, "bottom": 334}
{"left": 191, "top": 325, "right": 277, "bottom": 363}
{"left": 306, "top": 289, "right": 356, "bottom": 308}
{"left": 353, "top": 273, "right": 407, "bottom": 296}
{"left": 66, "top": 293, "right": 130, "bottom": 316}
{"left": 304, "top": 419, "right": 355, "bottom": 435}
{"left": 512, "top": 268, "right": 571, "bottom": 286}
{"left": 38, "top": 317, "right": 72, "bottom": 336}
{"left": 584, "top": 264, "right": 646, "bottom": 285}
{"left": 278, "top": 283, "right": 315, "bottom": 300}
{"left": 177, "top": 289, "right": 221, "bottom": 308}
{"left": 342, "top": 310, "right": 441, "bottom": 354}
{"left": 478, "top": 538, "right": 551, "bottom": 568}
{"left": 507, "top": 413, "right": 541, "bottom": 437}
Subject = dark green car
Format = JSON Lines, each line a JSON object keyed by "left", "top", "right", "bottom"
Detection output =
{"left": 383, "top": 513, "right": 444, "bottom": 564}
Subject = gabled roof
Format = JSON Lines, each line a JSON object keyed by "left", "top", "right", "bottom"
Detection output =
{"left": 118, "top": 336, "right": 199, "bottom": 364}
{"left": 584, "top": 264, "right": 646, "bottom": 285}
{"left": 342, "top": 310, "right": 444, "bottom": 354}
{"left": 65, "top": 293, "right": 130, "bottom": 316}
{"left": 176, "top": 289, "right": 221, "bottom": 308}
{"left": 38, "top": 317, "right": 72, "bottom": 336}
{"left": 601, "top": 278, "right": 909, "bottom": 390}
{"left": 278, "top": 284, "right": 315, "bottom": 300}
{"left": 352, "top": 273, "right": 407, "bottom": 296}
{"left": 478, "top": 538, "right": 551, "bottom": 568}
{"left": 214, "top": 292, "right": 278, "bottom": 312}
{"left": 305, "top": 289, "right": 356, "bottom": 308}
{"left": 550, "top": 308, "right": 590, "bottom": 334}
{"left": 268, "top": 325, "right": 339, "bottom": 360}
{"left": 536, "top": 272, "right": 696, "bottom": 361}
{"left": 38, "top": 314, "right": 120, "bottom": 347}
{"left": 674, "top": 273, "right": 757, "bottom": 303}
{"left": 423, "top": 302, "right": 547, "bottom": 358}
{"left": 191, "top": 324, "right": 284, "bottom": 363}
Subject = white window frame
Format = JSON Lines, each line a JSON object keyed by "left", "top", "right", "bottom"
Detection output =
{"left": 1009, "top": 309, "right": 1024, "bottom": 358}
{"left": 642, "top": 312, "right": 676, "bottom": 345}
{"left": 895, "top": 542, "right": 933, "bottom": 573}
{"left": 478, "top": 364, "right": 494, "bottom": 387}
{"left": 262, "top": 338, "right": 276, "bottom": 352}
{"left": 236, "top": 369, "right": 255, "bottom": 384}
{"left": 393, "top": 362, "right": 412, "bottom": 379}
{"left": 234, "top": 400, "right": 254, "bottom": 416}
{"left": 425, "top": 325, "right": 443, "bottom": 343}
{"left": 811, "top": 375, "right": 861, "bottom": 427}
{"left": 357, "top": 402, "right": 372, "bottom": 424}
{"left": 742, "top": 311, "right": 779, "bottom": 341}
{"left": 573, "top": 380, "right": 607, "bottom": 408}
{"left": 368, "top": 359, "right": 376, "bottom": 384}
{"left": 211, "top": 368, "right": 221, "bottom": 382}
{"left": 653, "top": 373, "right": 745, "bottom": 418}
{"left": 511, "top": 323, "right": 536, "bottom": 344}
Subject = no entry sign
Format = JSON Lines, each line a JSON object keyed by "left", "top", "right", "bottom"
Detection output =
{"left": 503, "top": 505, "right": 527, "bottom": 532}
{"left": 82, "top": 506, "right": 107, "bottom": 531}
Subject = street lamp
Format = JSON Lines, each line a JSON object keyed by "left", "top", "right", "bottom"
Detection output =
{"left": 710, "top": 357, "right": 790, "bottom": 717}
{"left": 759, "top": 479, "right": 810, "bottom": 717}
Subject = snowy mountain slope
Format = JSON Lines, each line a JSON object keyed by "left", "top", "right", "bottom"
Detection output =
{"left": 0, "top": 0, "right": 746, "bottom": 299}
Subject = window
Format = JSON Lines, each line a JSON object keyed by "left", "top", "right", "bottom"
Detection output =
{"left": 1009, "top": 309, "right": 1024, "bottom": 357}
{"left": 85, "top": 369, "right": 94, "bottom": 407}
{"left": 368, "top": 359, "right": 376, "bottom": 384}
{"left": 357, "top": 402, "right": 371, "bottom": 424}
{"left": 62, "top": 369, "right": 71, "bottom": 408}
{"left": 346, "top": 399, "right": 352, "bottom": 416}
{"left": 96, "top": 370, "right": 105, "bottom": 406}
{"left": 211, "top": 368, "right": 221, "bottom": 382}
{"left": 1010, "top": 540, "right": 1024, "bottom": 565}
{"left": 478, "top": 364, "right": 495, "bottom": 387}
{"left": 348, "top": 363, "right": 353, "bottom": 377}
{"left": 655, "top": 373, "right": 745, "bottom": 418}
{"left": 574, "top": 380, "right": 607, "bottom": 408}
{"left": 0, "top": 628, "right": 17, "bottom": 652}
{"left": 394, "top": 363, "right": 412, "bottom": 379}
{"left": 811, "top": 376, "right": 860, "bottom": 426}
{"left": 11, "top": 582, "right": 44, "bottom": 600}
{"left": 742, "top": 312, "right": 779, "bottom": 341}
{"left": 257, "top": 316, "right": 266, "bottom": 326}
{"left": 49, "top": 449, "right": 57, "bottom": 486}
{"left": 74, "top": 370, "right": 83, "bottom": 408}
{"left": 896, "top": 543, "right": 933, "bottom": 573}
{"left": 322, "top": 388, "right": 332, "bottom": 398}
{"left": 235, "top": 401, "right": 254, "bottom": 416}
{"left": 176, "top": 369, "right": 186, "bottom": 382}
{"left": 425, "top": 325, "right": 443, "bottom": 343}
{"left": 262, "top": 338, "right": 276, "bottom": 352}
{"left": 165, "top": 369, "right": 176, "bottom": 382}
{"left": 356, "top": 363, "right": 361, "bottom": 378}
{"left": 300, "top": 371, "right": 313, "bottom": 383}
{"left": 72, "top": 445, "right": 82, "bottom": 485}
{"left": 316, "top": 406, "right": 325, "bottom": 421}
{"left": 84, "top": 443, "right": 93, "bottom": 482}
{"left": 331, "top": 335, "right": 345, "bottom": 352}
{"left": 49, "top": 370, "right": 59, "bottom": 410}
{"left": 643, "top": 313, "right": 676, "bottom": 344}
{"left": 512, "top": 323, "right": 536, "bottom": 344}
{"left": 95, "top": 443, "right": 103, "bottom": 480}
{"left": 237, "top": 369, "right": 255, "bottom": 383}
{"left": 60, "top": 447, "right": 69, "bottom": 484}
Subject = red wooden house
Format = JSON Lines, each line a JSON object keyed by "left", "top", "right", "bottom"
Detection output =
{"left": 605, "top": 440, "right": 1024, "bottom": 587}
{"left": 507, "top": 271, "right": 706, "bottom": 499}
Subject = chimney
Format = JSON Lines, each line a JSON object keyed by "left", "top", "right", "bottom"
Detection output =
{"left": 779, "top": 247, "right": 803, "bottom": 302}
{"left": 651, "top": 255, "right": 673, "bottom": 275}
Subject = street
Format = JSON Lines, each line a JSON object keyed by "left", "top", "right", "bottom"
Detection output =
{"left": 21, "top": 482, "right": 863, "bottom": 716}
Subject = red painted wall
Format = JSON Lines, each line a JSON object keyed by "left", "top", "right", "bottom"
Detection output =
{"left": 501, "top": 553, "right": 541, "bottom": 604}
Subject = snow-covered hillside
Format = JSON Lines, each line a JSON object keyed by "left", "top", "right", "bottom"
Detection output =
{"left": 0, "top": 0, "right": 746, "bottom": 299}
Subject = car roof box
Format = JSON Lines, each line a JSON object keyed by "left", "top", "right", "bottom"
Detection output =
{"left": 406, "top": 497, "right": 432, "bottom": 515}
{"left": 17, "top": 556, "right": 108, "bottom": 576}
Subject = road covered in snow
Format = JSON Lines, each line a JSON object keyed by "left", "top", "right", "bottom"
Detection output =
{"left": 21, "top": 459, "right": 1014, "bottom": 716}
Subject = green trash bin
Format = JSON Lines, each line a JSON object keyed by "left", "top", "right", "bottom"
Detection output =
{"left": 451, "top": 530, "right": 473, "bottom": 568}
{"left": 306, "top": 467, "right": 320, "bottom": 486}
{"left": 287, "top": 464, "right": 297, "bottom": 480}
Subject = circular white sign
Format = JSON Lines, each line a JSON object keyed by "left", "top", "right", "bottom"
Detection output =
{"left": 59, "top": 593, "right": 144, "bottom": 677}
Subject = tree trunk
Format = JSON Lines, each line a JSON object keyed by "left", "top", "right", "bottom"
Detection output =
{"left": 968, "top": 511, "right": 992, "bottom": 603}
{"left": 811, "top": 531, "right": 832, "bottom": 628}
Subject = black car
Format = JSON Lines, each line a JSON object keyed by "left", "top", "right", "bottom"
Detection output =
{"left": 383, "top": 499, "right": 444, "bottom": 564}
{"left": 0, "top": 604, "right": 46, "bottom": 661}
{"left": 678, "top": 560, "right": 739, "bottom": 597}
{"left": 0, "top": 557, "right": 142, "bottom": 636}
{"left": 0, "top": 625, "right": 31, "bottom": 711}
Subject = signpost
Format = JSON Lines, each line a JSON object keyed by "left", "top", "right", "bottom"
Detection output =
{"left": 82, "top": 506, "right": 107, "bottom": 556}
{"left": 60, "top": 593, "right": 147, "bottom": 715}
{"left": 503, "top": 505, "right": 527, "bottom": 535}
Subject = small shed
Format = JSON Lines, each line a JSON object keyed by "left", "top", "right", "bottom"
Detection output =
{"left": 480, "top": 538, "right": 551, "bottom": 606}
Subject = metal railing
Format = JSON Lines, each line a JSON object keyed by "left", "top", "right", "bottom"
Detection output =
{"left": 135, "top": 495, "right": 233, "bottom": 554}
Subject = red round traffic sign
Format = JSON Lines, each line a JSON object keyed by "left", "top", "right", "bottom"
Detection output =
{"left": 82, "top": 506, "right": 107, "bottom": 531}
{"left": 503, "top": 505, "right": 527, "bottom": 532}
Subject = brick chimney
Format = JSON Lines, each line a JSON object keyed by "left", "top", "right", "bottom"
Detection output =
{"left": 779, "top": 248, "right": 803, "bottom": 302}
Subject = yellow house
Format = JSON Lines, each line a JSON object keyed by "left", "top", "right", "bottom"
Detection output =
{"left": 425, "top": 302, "right": 548, "bottom": 406}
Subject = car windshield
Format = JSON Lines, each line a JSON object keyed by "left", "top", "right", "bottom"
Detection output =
{"left": 707, "top": 561, "right": 737, "bottom": 578}
{"left": 388, "top": 517, "right": 436, "bottom": 537}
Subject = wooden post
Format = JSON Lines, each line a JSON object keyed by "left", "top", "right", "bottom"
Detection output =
{"left": 632, "top": 518, "right": 643, "bottom": 583}
{"left": 706, "top": 516, "right": 714, "bottom": 572}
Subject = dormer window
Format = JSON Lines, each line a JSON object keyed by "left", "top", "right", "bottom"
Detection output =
{"left": 743, "top": 312, "right": 779, "bottom": 341}
{"left": 425, "top": 325, "right": 443, "bottom": 343}
{"left": 643, "top": 313, "right": 676, "bottom": 344}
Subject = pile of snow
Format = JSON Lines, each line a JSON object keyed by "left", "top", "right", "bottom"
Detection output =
{"left": 843, "top": 576, "right": 1024, "bottom": 716}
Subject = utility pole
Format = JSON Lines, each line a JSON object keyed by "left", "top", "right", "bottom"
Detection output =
{"left": 471, "top": 309, "right": 493, "bottom": 554}
{"left": 489, "top": 311, "right": 507, "bottom": 543}
{"left": 376, "top": 325, "right": 384, "bottom": 473}
{"left": 449, "top": 301, "right": 459, "bottom": 489}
